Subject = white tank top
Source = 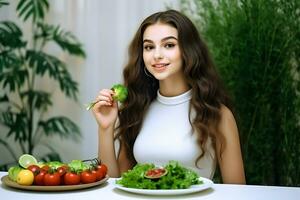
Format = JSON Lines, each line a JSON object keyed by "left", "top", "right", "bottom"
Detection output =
{"left": 133, "top": 89, "right": 216, "bottom": 179}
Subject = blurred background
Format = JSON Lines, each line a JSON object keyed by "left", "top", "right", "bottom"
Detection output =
{"left": 0, "top": 0, "right": 299, "bottom": 186}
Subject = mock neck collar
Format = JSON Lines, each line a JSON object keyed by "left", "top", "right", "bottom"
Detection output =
{"left": 157, "top": 89, "right": 192, "bottom": 105}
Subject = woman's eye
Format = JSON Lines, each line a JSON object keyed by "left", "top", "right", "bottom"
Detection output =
{"left": 165, "top": 43, "right": 175, "bottom": 49}
{"left": 144, "top": 45, "right": 154, "bottom": 51}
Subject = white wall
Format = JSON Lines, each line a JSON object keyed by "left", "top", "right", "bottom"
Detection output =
{"left": 0, "top": 0, "right": 179, "bottom": 164}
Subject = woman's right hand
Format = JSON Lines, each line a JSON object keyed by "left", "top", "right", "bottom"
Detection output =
{"left": 92, "top": 89, "right": 118, "bottom": 130}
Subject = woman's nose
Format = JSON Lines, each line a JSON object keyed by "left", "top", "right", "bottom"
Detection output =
{"left": 153, "top": 48, "right": 163, "bottom": 59}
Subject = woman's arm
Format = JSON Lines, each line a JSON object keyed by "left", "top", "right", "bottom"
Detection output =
{"left": 98, "top": 126, "right": 120, "bottom": 177}
{"left": 93, "top": 89, "right": 133, "bottom": 177}
{"left": 117, "top": 139, "right": 136, "bottom": 175}
{"left": 217, "top": 106, "right": 246, "bottom": 184}
{"left": 98, "top": 127, "right": 135, "bottom": 178}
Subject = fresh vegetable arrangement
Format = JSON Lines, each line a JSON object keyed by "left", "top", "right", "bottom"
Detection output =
{"left": 85, "top": 84, "right": 128, "bottom": 110}
{"left": 116, "top": 161, "right": 202, "bottom": 189}
{"left": 8, "top": 154, "right": 108, "bottom": 186}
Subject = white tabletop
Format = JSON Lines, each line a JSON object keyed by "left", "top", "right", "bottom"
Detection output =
{"left": 1, "top": 172, "right": 299, "bottom": 200}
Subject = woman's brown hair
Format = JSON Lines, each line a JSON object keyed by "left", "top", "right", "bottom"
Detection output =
{"left": 115, "top": 9, "right": 231, "bottom": 166}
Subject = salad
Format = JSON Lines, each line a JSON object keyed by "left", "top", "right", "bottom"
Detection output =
{"left": 116, "top": 161, "right": 202, "bottom": 189}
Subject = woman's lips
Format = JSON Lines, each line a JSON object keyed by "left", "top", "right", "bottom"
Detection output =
{"left": 152, "top": 63, "right": 169, "bottom": 72}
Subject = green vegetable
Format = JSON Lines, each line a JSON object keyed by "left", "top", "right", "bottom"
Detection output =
{"left": 8, "top": 166, "right": 22, "bottom": 181}
{"left": 85, "top": 101, "right": 97, "bottom": 111}
{"left": 46, "top": 161, "right": 64, "bottom": 169}
{"left": 116, "top": 161, "right": 202, "bottom": 189}
{"left": 68, "top": 160, "right": 89, "bottom": 172}
{"left": 85, "top": 83, "right": 128, "bottom": 110}
{"left": 111, "top": 84, "right": 128, "bottom": 103}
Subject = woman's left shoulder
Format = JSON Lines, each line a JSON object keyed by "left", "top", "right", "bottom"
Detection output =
{"left": 219, "top": 105, "right": 235, "bottom": 121}
{"left": 218, "top": 105, "right": 238, "bottom": 136}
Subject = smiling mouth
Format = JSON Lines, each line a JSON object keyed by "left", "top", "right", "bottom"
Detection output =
{"left": 152, "top": 63, "right": 170, "bottom": 68}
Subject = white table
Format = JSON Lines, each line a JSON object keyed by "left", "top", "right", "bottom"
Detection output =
{"left": 1, "top": 172, "right": 299, "bottom": 200}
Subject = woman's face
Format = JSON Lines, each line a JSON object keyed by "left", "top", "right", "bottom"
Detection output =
{"left": 142, "top": 23, "right": 183, "bottom": 82}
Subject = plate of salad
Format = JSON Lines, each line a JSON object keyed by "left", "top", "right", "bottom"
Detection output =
{"left": 114, "top": 161, "right": 213, "bottom": 195}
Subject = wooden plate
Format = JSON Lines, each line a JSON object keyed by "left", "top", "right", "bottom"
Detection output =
{"left": 1, "top": 175, "right": 109, "bottom": 191}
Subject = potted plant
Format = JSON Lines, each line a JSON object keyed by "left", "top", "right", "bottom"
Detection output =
{"left": 0, "top": 0, "right": 85, "bottom": 170}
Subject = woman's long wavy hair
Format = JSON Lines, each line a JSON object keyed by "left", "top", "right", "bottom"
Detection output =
{"left": 115, "top": 10, "right": 232, "bottom": 166}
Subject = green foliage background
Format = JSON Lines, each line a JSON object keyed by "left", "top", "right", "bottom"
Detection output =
{"left": 0, "top": 0, "right": 85, "bottom": 169}
{"left": 180, "top": 0, "right": 300, "bottom": 186}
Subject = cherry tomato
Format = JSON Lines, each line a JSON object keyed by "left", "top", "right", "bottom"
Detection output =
{"left": 41, "top": 165, "right": 50, "bottom": 172}
{"left": 27, "top": 165, "right": 40, "bottom": 175}
{"left": 91, "top": 169, "right": 103, "bottom": 181}
{"left": 34, "top": 170, "right": 46, "bottom": 185}
{"left": 57, "top": 165, "right": 68, "bottom": 176}
{"left": 97, "top": 164, "right": 108, "bottom": 176}
{"left": 44, "top": 173, "right": 61, "bottom": 186}
{"left": 80, "top": 171, "right": 97, "bottom": 184}
{"left": 64, "top": 172, "right": 80, "bottom": 185}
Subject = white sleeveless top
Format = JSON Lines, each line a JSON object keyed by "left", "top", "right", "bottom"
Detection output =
{"left": 133, "top": 89, "right": 216, "bottom": 179}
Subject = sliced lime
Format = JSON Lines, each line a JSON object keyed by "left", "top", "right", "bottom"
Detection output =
{"left": 18, "top": 154, "right": 38, "bottom": 168}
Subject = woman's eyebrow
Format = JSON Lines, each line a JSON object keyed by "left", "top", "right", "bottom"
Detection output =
{"left": 143, "top": 36, "right": 178, "bottom": 43}
{"left": 161, "top": 36, "right": 178, "bottom": 42}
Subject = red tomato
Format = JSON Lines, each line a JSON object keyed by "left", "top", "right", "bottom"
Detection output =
{"left": 27, "top": 165, "right": 40, "bottom": 175}
{"left": 97, "top": 164, "right": 108, "bottom": 176}
{"left": 81, "top": 171, "right": 97, "bottom": 184}
{"left": 41, "top": 165, "right": 50, "bottom": 172}
{"left": 57, "top": 165, "right": 68, "bottom": 176}
{"left": 44, "top": 173, "right": 61, "bottom": 186}
{"left": 34, "top": 170, "right": 46, "bottom": 185}
{"left": 64, "top": 172, "right": 80, "bottom": 185}
{"left": 91, "top": 169, "right": 103, "bottom": 181}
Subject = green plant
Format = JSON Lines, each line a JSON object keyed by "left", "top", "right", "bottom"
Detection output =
{"left": 0, "top": 0, "right": 85, "bottom": 170}
{"left": 180, "top": 0, "right": 300, "bottom": 186}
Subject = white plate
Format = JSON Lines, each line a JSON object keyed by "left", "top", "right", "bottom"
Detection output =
{"left": 114, "top": 177, "right": 213, "bottom": 195}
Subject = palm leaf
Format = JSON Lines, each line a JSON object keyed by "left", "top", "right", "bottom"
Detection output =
{"left": 35, "top": 23, "right": 85, "bottom": 57}
{"left": 53, "top": 26, "right": 86, "bottom": 57}
{"left": 0, "top": 51, "right": 22, "bottom": 73}
{"left": 0, "top": 66, "right": 28, "bottom": 92}
{"left": 0, "top": 21, "right": 26, "bottom": 49}
{"left": 26, "top": 50, "right": 78, "bottom": 100}
{"left": 0, "top": 0, "right": 9, "bottom": 8}
{"left": 0, "top": 111, "right": 28, "bottom": 142}
{"left": 35, "top": 22, "right": 54, "bottom": 40}
{"left": 38, "top": 116, "right": 81, "bottom": 141}
{"left": 20, "top": 90, "right": 52, "bottom": 110}
{"left": 17, "top": 0, "right": 49, "bottom": 22}
{"left": 0, "top": 94, "right": 9, "bottom": 103}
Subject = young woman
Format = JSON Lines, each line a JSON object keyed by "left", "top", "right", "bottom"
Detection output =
{"left": 92, "top": 9, "right": 245, "bottom": 184}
